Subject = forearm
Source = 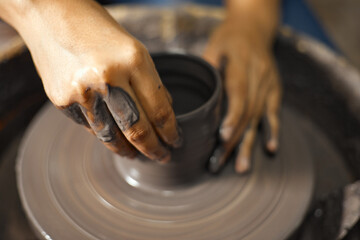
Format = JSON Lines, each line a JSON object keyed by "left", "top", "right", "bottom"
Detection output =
{"left": 225, "top": 0, "right": 281, "bottom": 44}
{"left": 0, "top": 0, "right": 125, "bottom": 51}
{"left": 0, "top": 0, "right": 24, "bottom": 27}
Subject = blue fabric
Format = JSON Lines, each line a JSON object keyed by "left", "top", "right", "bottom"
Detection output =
{"left": 100, "top": 0, "right": 222, "bottom": 5}
{"left": 281, "top": 0, "right": 337, "bottom": 50}
{"left": 99, "top": 0, "right": 337, "bottom": 50}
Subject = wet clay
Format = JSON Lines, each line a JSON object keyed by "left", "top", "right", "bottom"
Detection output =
{"left": 16, "top": 103, "right": 314, "bottom": 240}
{"left": 61, "top": 103, "right": 90, "bottom": 128}
{"left": 61, "top": 89, "right": 137, "bottom": 143}
{"left": 84, "top": 95, "right": 118, "bottom": 143}
{"left": 106, "top": 85, "right": 139, "bottom": 132}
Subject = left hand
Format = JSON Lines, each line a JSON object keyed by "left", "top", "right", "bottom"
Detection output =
{"left": 203, "top": 8, "right": 282, "bottom": 173}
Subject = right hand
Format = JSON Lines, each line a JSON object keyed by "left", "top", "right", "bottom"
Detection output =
{"left": 10, "top": 0, "right": 182, "bottom": 162}
{"left": 204, "top": 0, "right": 281, "bottom": 173}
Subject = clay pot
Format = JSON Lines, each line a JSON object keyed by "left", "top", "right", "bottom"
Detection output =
{"left": 114, "top": 53, "right": 222, "bottom": 190}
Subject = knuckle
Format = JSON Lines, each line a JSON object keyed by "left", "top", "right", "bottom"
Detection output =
{"left": 127, "top": 125, "right": 151, "bottom": 143}
{"left": 74, "top": 64, "right": 112, "bottom": 90}
{"left": 73, "top": 68, "right": 95, "bottom": 87}
{"left": 71, "top": 69, "right": 104, "bottom": 103}
{"left": 127, "top": 42, "right": 147, "bottom": 69}
{"left": 47, "top": 83, "right": 78, "bottom": 107}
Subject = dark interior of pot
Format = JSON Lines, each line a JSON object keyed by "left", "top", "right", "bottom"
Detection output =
{"left": 153, "top": 53, "right": 217, "bottom": 116}
{"left": 0, "top": 33, "right": 360, "bottom": 239}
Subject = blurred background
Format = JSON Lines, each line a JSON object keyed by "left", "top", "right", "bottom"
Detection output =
{"left": 1, "top": 0, "right": 360, "bottom": 69}
{"left": 308, "top": 0, "right": 360, "bottom": 70}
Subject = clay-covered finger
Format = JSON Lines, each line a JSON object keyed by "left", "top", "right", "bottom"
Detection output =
{"left": 235, "top": 120, "right": 258, "bottom": 173}
{"left": 61, "top": 103, "right": 90, "bottom": 128}
{"left": 105, "top": 84, "right": 171, "bottom": 162}
{"left": 130, "top": 58, "right": 182, "bottom": 148}
{"left": 80, "top": 95, "right": 137, "bottom": 157}
{"left": 208, "top": 115, "right": 251, "bottom": 173}
{"left": 220, "top": 55, "right": 249, "bottom": 141}
{"left": 264, "top": 71, "right": 282, "bottom": 153}
{"left": 208, "top": 143, "right": 226, "bottom": 173}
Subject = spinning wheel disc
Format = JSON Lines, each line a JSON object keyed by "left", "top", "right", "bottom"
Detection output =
{"left": 17, "top": 104, "right": 314, "bottom": 240}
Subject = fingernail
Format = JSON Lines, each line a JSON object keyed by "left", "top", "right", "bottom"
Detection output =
{"left": 209, "top": 146, "right": 226, "bottom": 173}
{"left": 220, "top": 126, "right": 233, "bottom": 141}
{"left": 267, "top": 138, "right": 278, "bottom": 153}
{"left": 236, "top": 157, "right": 250, "bottom": 174}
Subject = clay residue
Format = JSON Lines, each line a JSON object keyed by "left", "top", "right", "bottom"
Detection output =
{"left": 106, "top": 85, "right": 139, "bottom": 132}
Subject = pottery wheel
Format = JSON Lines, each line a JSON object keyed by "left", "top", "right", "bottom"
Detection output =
{"left": 16, "top": 103, "right": 314, "bottom": 240}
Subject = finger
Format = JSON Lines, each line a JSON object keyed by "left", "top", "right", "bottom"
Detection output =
{"left": 80, "top": 94, "right": 137, "bottom": 158}
{"left": 209, "top": 57, "right": 269, "bottom": 173}
{"left": 235, "top": 119, "right": 259, "bottom": 173}
{"left": 203, "top": 29, "right": 224, "bottom": 68}
{"left": 209, "top": 114, "right": 251, "bottom": 173}
{"left": 61, "top": 103, "right": 91, "bottom": 129}
{"left": 219, "top": 54, "right": 249, "bottom": 142}
{"left": 130, "top": 57, "right": 182, "bottom": 148}
{"left": 264, "top": 70, "right": 282, "bottom": 153}
{"left": 60, "top": 103, "right": 97, "bottom": 137}
{"left": 209, "top": 57, "right": 257, "bottom": 173}
{"left": 164, "top": 85, "right": 173, "bottom": 105}
{"left": 105, "top": 84, "right": 171, "bottom": 162}
{"left": 224, "top": 55, "right": 267, "bottom": 150}
{"left": 234, "top": 80, "right": 269, "bottom": 173}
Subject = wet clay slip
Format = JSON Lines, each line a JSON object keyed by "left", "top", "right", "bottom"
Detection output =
{"left": 16, "top": 103, "right": 314, "bottom": 240}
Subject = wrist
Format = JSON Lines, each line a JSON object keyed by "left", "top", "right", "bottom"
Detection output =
{"left": 225, "top": 0, "right": 280, "bottom": 44}
{"left": 1, "top": 0, "right": 124, "bottom": 51}
{"left": 0, "top": 0, "right": 30, "bottom": 28}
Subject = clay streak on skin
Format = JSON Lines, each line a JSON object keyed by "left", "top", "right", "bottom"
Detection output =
{"left": 106, "top": 85, "right": 139, "bottom": 131}
{"left": 61, "top": 103, "right": 90, "bottom": 128}
{"left": 90, "top": 95, "right": 117, "bottom": 142}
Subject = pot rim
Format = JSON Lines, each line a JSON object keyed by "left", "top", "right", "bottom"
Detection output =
{"left": 151, "top": 52, "right": 222, "bottom": 122}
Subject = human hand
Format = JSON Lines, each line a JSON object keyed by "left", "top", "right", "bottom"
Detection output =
{"left": 56, "top": 39, "right": 181, "bottom": 162}
{"left": 203, "top": 0, "right": 282, "bottom": 173}
{"left": 7, "top": 0, "right": 181, "bottom": 162}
